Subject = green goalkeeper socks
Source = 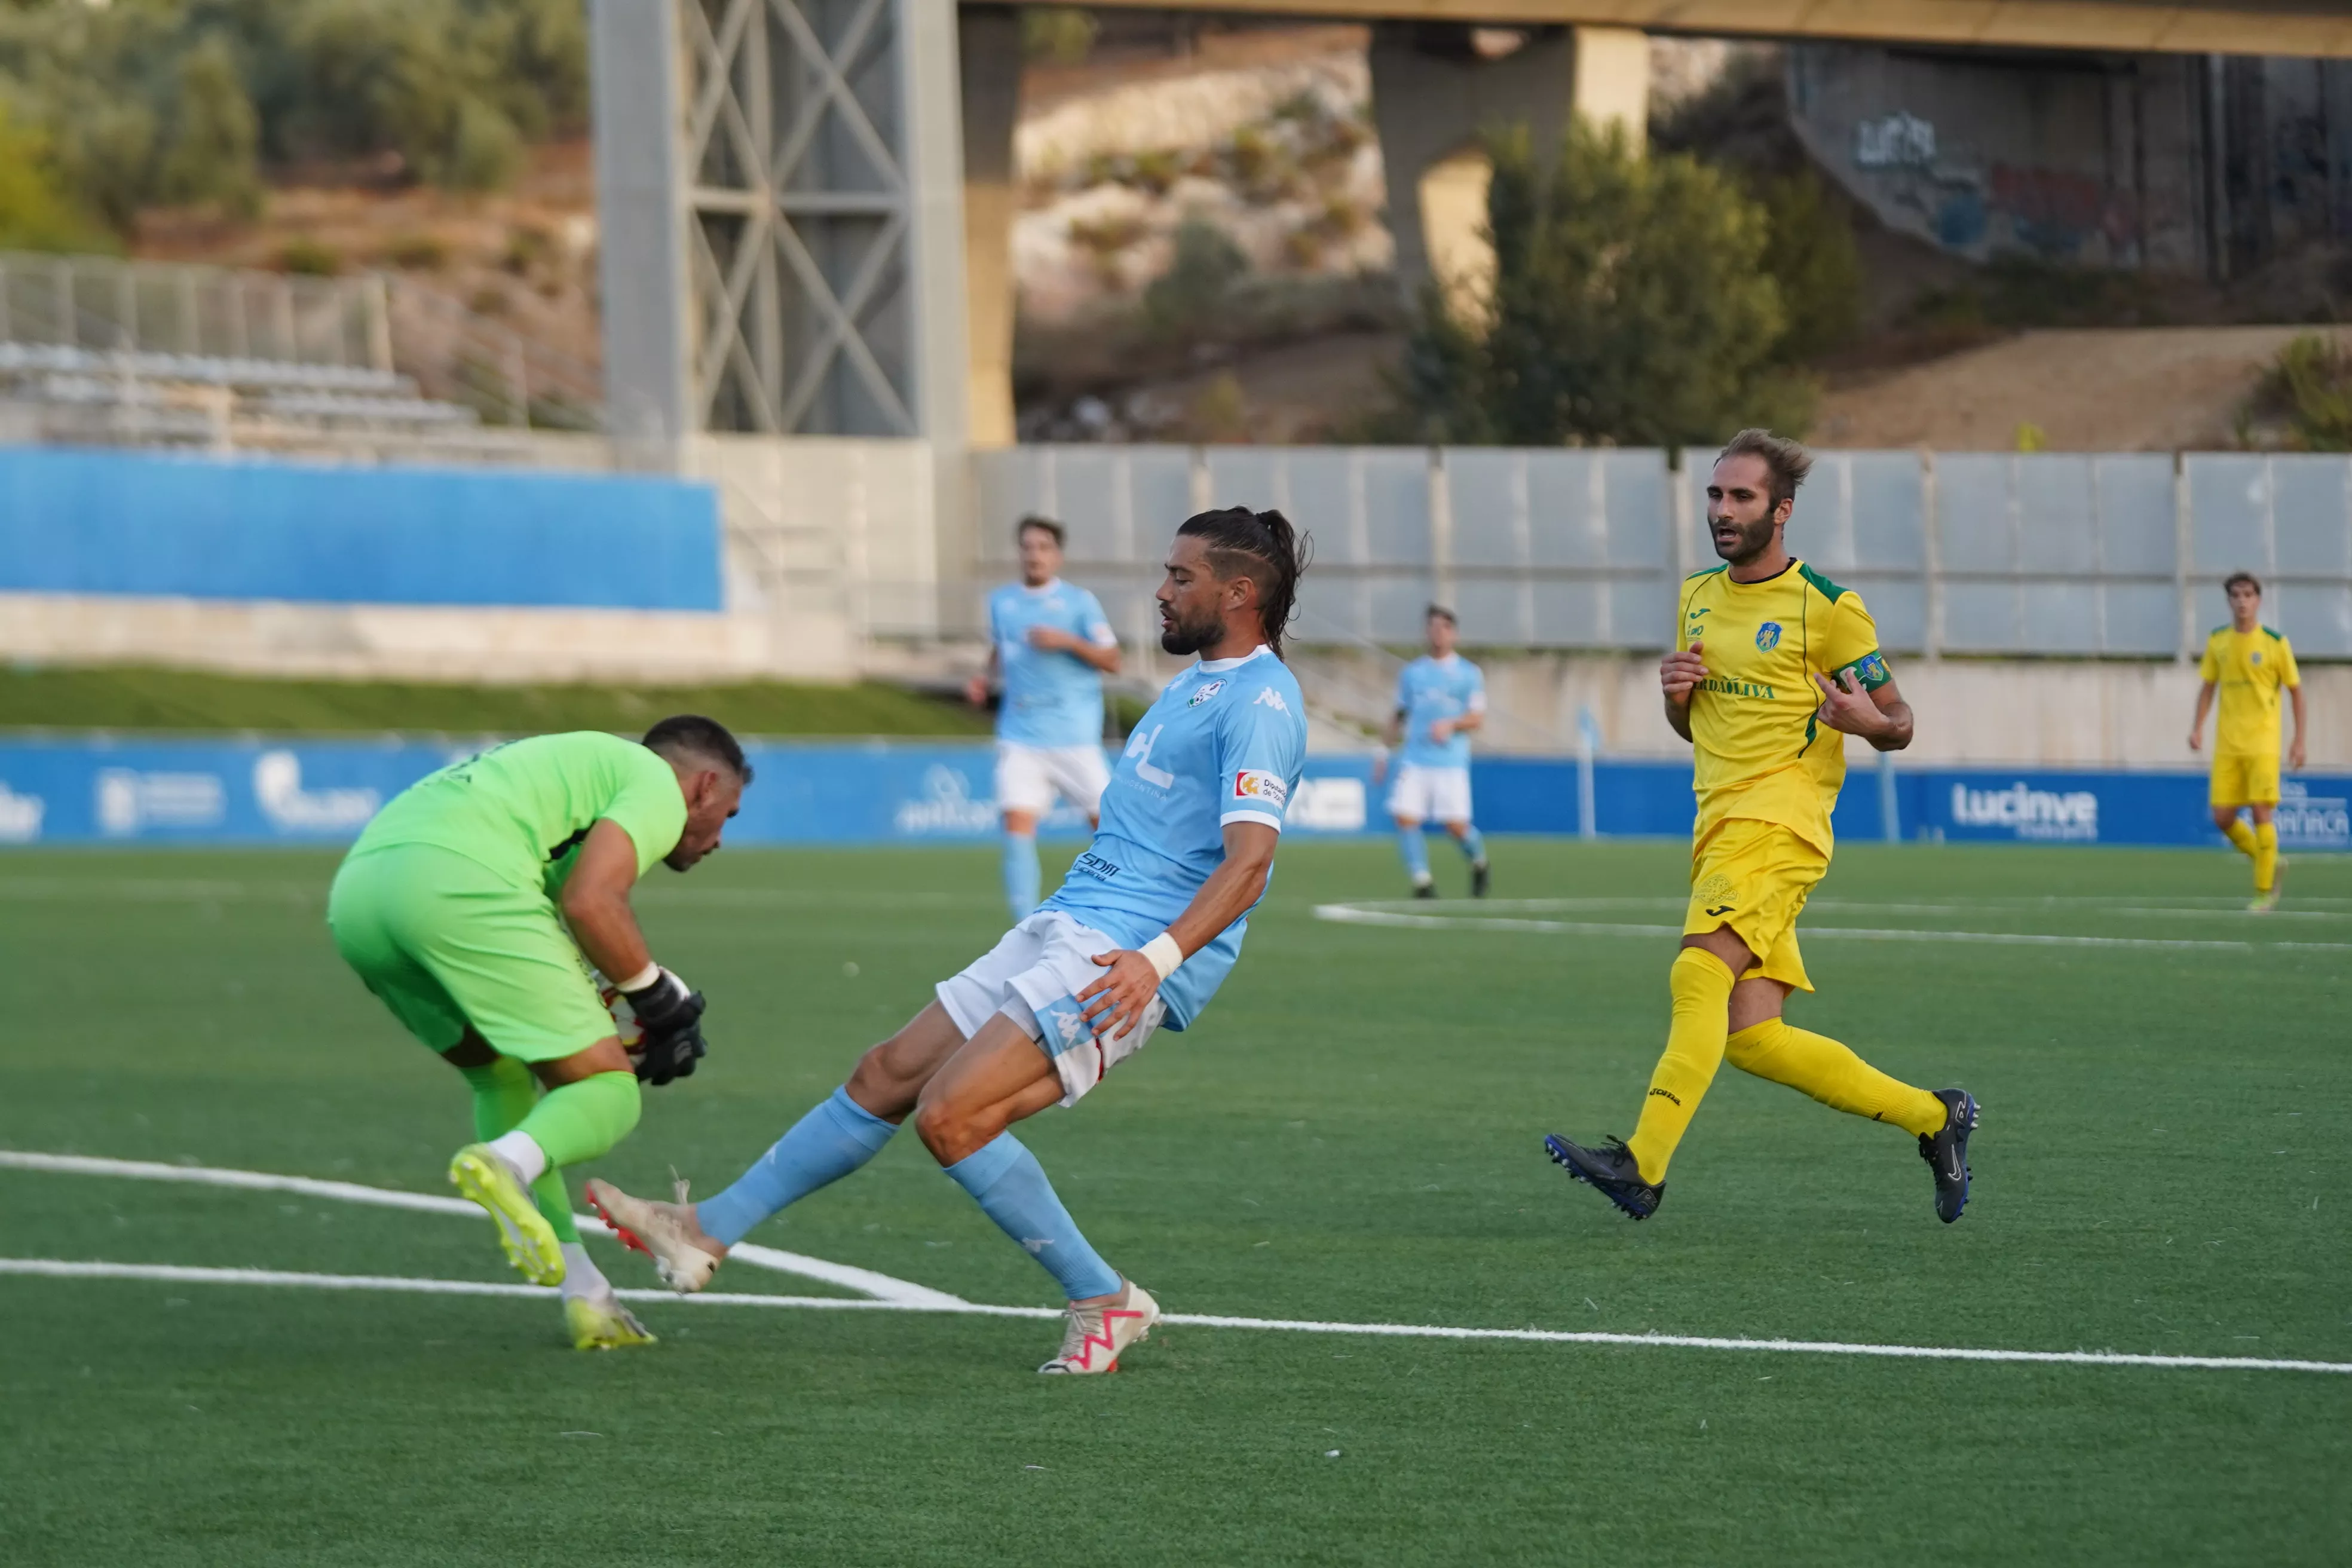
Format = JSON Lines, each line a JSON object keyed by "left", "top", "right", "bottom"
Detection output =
{"left": 513, "top": 1071, "right": 642, "bottom": 1172}
{"left": 457, "top": 1056, "right": 589, "bottom": 1244}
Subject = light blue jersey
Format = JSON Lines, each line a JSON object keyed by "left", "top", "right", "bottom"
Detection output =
{"left": 990, "top": 579, "right": 1116, "bottom": 748}
{"left": 1044, "top": 645, "right": 1307, "bottom": 1030}
{"left": 1396, "top": 654, "right": 1486, "bottom": 768}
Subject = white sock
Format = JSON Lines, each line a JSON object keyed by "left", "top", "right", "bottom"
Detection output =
{"left": 559, "top": 1242, "right": 610, "bottom": 1301}
{"left": 487, "top": 1129, "right": 548, "bottom": 1186}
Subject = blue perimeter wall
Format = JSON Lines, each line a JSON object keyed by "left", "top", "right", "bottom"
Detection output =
{"left": 0, "top": 737, "right": 2343, "bottom": 852}
{"left": 0, "top": 447, "right": 723, "bottom": 611}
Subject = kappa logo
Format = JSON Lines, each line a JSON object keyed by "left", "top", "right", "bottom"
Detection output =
{"left": 1755, "top": 621, "right": 1783, "bottom": 651}
{"left": 1053, "top": 1006, "right": 1094, "bottom": 1049}
{"left": 1188, "top": 679, "right": 1226, "bottom": 707}
{"left": 1252, "top": 687, "right": 1290, "bottom": 715}
{"left": 1233, "top": 770, "right": 1288, "bottom": 807}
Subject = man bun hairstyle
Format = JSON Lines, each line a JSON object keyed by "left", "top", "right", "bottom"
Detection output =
{"left": 1717, "top": 428, "right": 1814, "bottom": 510}
{"left": 1018, "top": 514, "right": 1066, "bottom": 548}
{"left": 1178, "top": 506, "right": 1311, "bottom": 658}
{"left": 2224, "top": 570, "right": 2262, "bottom": 596}
{"left": 644, "top": 715, "right": 753, "bottom": 784}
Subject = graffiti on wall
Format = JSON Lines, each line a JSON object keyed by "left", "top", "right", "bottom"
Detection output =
{"left": 1836, "top": 110, "right": 2144, "bottom": 264}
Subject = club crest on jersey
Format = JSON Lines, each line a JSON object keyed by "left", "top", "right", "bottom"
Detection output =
{"left": 1188, "top": 680, "right": 1226, "bottom": 707}
{"left": 1754, "top": 621, "right": 1783, "bottom": 651}
{"left": 1232, "top": 769, "right": 1288, "bottom": 807}
{"left": 2252, "top": 651, "right": 2263, "bottom": 664}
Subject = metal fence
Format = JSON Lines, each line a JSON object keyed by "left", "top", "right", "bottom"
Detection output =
{"left": 973, "top": 445, "right": 2352, "bottom": 660}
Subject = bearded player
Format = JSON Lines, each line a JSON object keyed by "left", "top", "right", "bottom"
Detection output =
{"left": 327, "top": 718, "right": 747, "bottom": 1347}
{"left": 2188, "top": 572, "right": 2307, "bottom": 911}
{"left": 591, "top": 509, "right": 1309, "bottom": 1375}
{"left": 1544, "top": 430, "right": 1978, "bottom": 1224}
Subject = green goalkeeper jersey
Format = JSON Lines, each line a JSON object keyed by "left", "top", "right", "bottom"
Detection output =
{"left": 348, "top": 731, "right": 686, "bottom": 892}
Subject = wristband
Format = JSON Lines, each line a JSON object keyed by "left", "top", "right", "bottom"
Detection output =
{"left": 1138, "top": 932, "right": 1183, "bottom": 982}
{"left": 615, "top": 961, "right": 663, "bottom": 994}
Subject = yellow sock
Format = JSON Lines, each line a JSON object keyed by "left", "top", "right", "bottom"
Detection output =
{"left": 2224, "top": 819, "right": 2258, "bottom": 858}
{"left": 1726, "top": 1019, "right": 1947, "bottom": 1137}
{"left": 1625, "top": 948, "right": 1737, "bottom": 1183}
{"left": 2254, "top": 822, "right": 2278, "bottom": 893}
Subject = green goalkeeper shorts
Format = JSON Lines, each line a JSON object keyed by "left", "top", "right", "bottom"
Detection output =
{"left": 327, "top": 843, "right": 616, "bottom": 1063}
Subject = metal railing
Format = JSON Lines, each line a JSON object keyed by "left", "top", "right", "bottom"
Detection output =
{"left": 975, "top": 445, "right": 2352, "bottom": 660}
{"left": 0, "top": 252, "right": 605, "bottom": 434}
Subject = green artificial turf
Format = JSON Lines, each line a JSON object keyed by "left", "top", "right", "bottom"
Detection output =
{"left": 2, "top": 840, "right": 2348, "bottom": 1565}
{"left": 0, "top": 663, "right": 986, "bottom": 737}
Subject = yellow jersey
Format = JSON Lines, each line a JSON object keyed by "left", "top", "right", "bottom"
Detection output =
{"left": 1677, "top": 559, "right": 1888, "bottom": 856}
{"left": 2198, "top": 625, "right": 2299, "bottom": 757}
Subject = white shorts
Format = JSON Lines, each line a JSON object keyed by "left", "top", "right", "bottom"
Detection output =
{"left": 935, "top": 910, "right": 1166, "bottom": 1107}
{"left": 1387, "top": 763, "right": 1472, "bottom": 825}
{"left": 994, "top": 741, "right": 1111, "bottom": 819}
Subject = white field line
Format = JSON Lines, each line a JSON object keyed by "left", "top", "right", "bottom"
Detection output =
{"left": 1311, "top": 903, "right": 2352, "bottom": 954}
{"left": 0, "top": 1150, "right": 963, "bottom": 1308}
{"left": 7, "top": 1258, "right": 2348, "bottom": 1378}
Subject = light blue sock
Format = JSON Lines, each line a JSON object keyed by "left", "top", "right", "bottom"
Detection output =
{"left": 696, "top": 1086, "right": 897, "bottom": 1245}
{"left": 1002, "top": 832, "right": 1041, "bottom": 920}
{"left": 1456, "top": 825, "right": 1487, "bottom": 864}
{"left": 942, "top": 1133, "right": 1121, "bottom": 1301}
{"left": 1397, "top": 824, "right": 1431, "bottom": 884}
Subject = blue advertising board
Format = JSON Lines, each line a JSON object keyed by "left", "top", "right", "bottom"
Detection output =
{"left": 0, "top": 447, "right": 723, "bottom": 611}
{"left": 0, "top": 736, "right": 2341, "bottom": 852}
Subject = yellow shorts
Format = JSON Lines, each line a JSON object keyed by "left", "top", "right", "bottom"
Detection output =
{"left": 1683, "top": 818, "right": 1825, "bottom": 993}
{"left": 2210, "top": 752, "right": 2281, "bottom": 807}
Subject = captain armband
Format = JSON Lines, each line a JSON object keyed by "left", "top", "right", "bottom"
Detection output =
{"left": 1839, "top": 651, "right": 1893, "bottom": 691}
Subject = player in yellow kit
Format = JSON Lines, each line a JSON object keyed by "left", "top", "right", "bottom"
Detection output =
{"left": 1545, "top": 430, "right": 1977, "bottom": 1224}
{"left": 2189, "top": 572, "right": 2307, "bottom": 911}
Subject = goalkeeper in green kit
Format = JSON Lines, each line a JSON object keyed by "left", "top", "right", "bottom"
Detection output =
{"left": 327, "top": 717, "right": 749, "bottom": 1349}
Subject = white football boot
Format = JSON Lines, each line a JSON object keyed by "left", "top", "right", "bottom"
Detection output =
{"left": 1039, "top": 1279, "right": 1159, "bottom": 1374}
{"left": 583, "top": 1176, "right": 725, "bottom": 1294}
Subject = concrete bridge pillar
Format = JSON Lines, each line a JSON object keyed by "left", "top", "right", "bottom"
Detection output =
{"left": 960, "top": 5, "right": 1022, "bottom": 450}
{"left": 1370, "top": 24, "right": 1649, "bottom": 315}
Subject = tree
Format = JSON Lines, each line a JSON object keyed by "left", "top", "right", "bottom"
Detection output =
{"left": 1388, "top": 118, "right": 1812, "bottom": 448}
{"left": 156, "top": 33, "right": 265, "bottom": 218}
{"left": 0, "top": 106, "right": 113, "bottom": 252}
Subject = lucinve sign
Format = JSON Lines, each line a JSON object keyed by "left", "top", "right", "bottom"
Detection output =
{"left": 1949, "top": 782, "right": 2100, "bottom": 841}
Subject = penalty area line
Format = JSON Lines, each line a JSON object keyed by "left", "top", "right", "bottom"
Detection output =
{"left": 5, "top": 1258, "right": 2347, "bottom": 1377}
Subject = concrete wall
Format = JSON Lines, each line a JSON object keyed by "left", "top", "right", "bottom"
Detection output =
{"left": 0, "top": 433, "right": 935, "bottom": 684}
{"left": 1369, "top": 25, "right": 1647, "bottom": 308}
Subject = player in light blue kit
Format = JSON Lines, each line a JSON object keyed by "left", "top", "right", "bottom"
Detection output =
{"left": 966, "top": 516, "right": 1123, "bottom": 920}
{"left": 591, "top": 507, "right": 1310, "bottom": 1375}
{"left": 1374, "top": 605, "right": 1490, "bottom": 898}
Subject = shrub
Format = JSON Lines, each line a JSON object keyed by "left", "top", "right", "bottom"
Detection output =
{"left": 1142, "top": 219, "right": 1249, "bottom": 339}
{"left": 2246, "top": 333, "right": 2352, "bottom": 452}
{"left": 277, "top": 236, "right": 343, "bottom": 275}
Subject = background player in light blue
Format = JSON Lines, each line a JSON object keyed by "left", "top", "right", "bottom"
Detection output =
{"left": 592, "top": 507, "right": 1310, "bottom": 1377}
{"left": 966, "top": 515, "right": 1122, "bottom": 920}
{"left": 1374, "top": 604, "right": 1490, "bottom": 898}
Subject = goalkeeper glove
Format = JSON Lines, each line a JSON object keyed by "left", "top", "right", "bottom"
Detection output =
{"left": 624, "top": 967, "right": 708, "bottom": 1086}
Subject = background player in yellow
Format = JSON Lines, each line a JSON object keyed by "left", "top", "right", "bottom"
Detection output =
{"left": 1544, "top": 430, "right": 1977, "bottom": 1224}
{"left": 2188, "top": 572, "right": 2306, "bottom": 911}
